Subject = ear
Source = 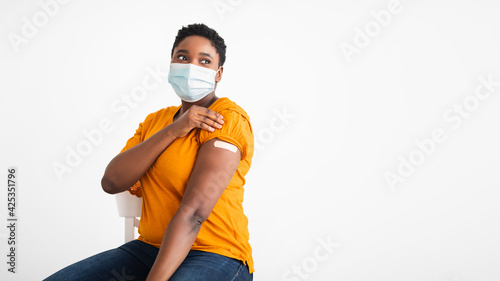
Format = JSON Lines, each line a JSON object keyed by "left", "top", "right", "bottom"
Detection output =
{"left": 215, "top": 66, "right": 223, "bottom": 83}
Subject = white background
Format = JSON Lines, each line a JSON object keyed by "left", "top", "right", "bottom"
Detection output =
{"left": 1, "top": 0, "right": 500, "bottom": 280}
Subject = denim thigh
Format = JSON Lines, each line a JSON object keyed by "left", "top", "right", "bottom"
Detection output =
{"left": 43, "top": 239, "right": 159, "bottom": 281}
{"left": 170, "top": 250, "right": 253, "bottom": 281}
{"left": 43, "top": 240, "right": 253, "bottom": 281}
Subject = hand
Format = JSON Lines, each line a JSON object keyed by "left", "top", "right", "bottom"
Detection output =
{"left": 169, "top": 105, "right": 224, "bottom": 138}
{"left": 128, "top": 180, "right": 142, "bottom": 197}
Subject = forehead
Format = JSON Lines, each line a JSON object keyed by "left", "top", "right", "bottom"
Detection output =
{"left": 174, "top": 35, "right": 218, "bottom": 57}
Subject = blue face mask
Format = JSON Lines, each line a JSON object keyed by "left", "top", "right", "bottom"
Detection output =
{"left": 167, "top": 63, "right": 220, "bottom": 102}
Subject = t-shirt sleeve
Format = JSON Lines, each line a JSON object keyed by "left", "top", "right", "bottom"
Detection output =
{"left": 197, "top": 109, "right": 253, "bottom": 160}
{"left": 119, "top": 121, "right": 144, "bottom": 154}
{"left": 119, "top": 110, "right": 158, "bottom": 154}
{"left": 119, "top": 108, "right": 171, "bottom": 154}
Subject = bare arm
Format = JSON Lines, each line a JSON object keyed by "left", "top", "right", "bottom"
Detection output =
{"left": 101, "top": 125, "right": 177, "bottom": 194}
{"left": 145, "top": 138, "right": 241, "bottom": 280}
{"left": 101, "top": 106, "right": 225, "bottom": 194}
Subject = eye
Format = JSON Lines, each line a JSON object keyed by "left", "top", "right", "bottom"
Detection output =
{"left": 201, "top": 59, "right": 211, "bottom": 64}
{"left": 177, "top": 55, "right": 187, "bottom": 60}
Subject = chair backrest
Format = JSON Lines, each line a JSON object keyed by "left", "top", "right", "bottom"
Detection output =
{"left": 115, "top": 191, "right": 142, "bottom": 242}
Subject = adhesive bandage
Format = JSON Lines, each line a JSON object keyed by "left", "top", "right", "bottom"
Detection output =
{"left": 214, "top": 140, "right": 237, "bottom": 153}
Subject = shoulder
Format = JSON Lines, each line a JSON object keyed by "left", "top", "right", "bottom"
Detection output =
{"left": 143, "top": 105, "right": 182, "bottom": 124}
{"left": 210, "top": 97, "right": 251, "bottom": 123}
{"left": 198, "top": 97, "right": 254, "bottom": 158}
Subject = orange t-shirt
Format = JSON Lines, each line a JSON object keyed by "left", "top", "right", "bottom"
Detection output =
{"left": 119, "top": 97, "right": 254, "bottom": 273}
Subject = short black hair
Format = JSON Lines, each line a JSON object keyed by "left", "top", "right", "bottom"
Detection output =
{"left": 171, "top": 23, "right": 227, "bottom": 67}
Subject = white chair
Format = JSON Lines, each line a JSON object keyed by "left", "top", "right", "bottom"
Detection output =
{"left": 115, "top": 191, "right": 142, "bottom": 242}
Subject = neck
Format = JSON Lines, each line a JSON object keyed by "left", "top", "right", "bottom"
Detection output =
{"left": 179, "top": 93, "right": 218, "bottom": 115}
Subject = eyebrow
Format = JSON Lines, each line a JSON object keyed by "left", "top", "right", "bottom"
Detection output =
{"left": 176, "top": 49, "right": 213, "bottom": 59}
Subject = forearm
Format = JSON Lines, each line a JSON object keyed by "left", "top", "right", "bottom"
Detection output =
{"left": 101, "top": 125, "right": 178, "bottom": 194}
{"left": 146, "top": 208, "right": 202, "bottom": 280}
{"left": 145, "top": 138, "right": 241, "bottom": 280}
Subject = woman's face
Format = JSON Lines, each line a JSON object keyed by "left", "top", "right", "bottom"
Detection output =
{"left": 171, "top": 35, "right": 222, "bottom": 82}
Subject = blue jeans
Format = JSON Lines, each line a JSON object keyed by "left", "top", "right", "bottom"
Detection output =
{"left": 43, "top": 239, "right": 253, "bottom": 281}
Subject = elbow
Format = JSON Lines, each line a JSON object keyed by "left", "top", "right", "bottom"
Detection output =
{"left": 192, "top": 212, "right": 207, "bottom": 226}
{"left": 101, "top": 175, "right": 120, "bottom": 194}
{"left": 188, "top": 214, "right": 206, "bottom": 231}
{"left": 179, "top": 205, "right": 210, "bottom": 228}
{"left": 191, "top": 207, "right": 213, "bottom": 227}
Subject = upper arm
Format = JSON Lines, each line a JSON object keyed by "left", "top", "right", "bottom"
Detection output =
{"left": 119, "top": 117, "right": 148, "bottom": 154}
{"left": 179, "top": 138, "right": 241, "bottom": 222}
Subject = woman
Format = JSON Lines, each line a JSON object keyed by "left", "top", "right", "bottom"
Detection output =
{"left": 44, "top": 23, "right": 254, "bottom": 281}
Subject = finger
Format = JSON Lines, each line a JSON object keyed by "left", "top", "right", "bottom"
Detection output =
{"left": 198, "top": 120, "right": 216, "bottom": 132}
{"left": 200, "top": 116, "right": 222, "bottom": 130}
{"left": 201, "top": 108, "right": 224, "bottom": 125}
